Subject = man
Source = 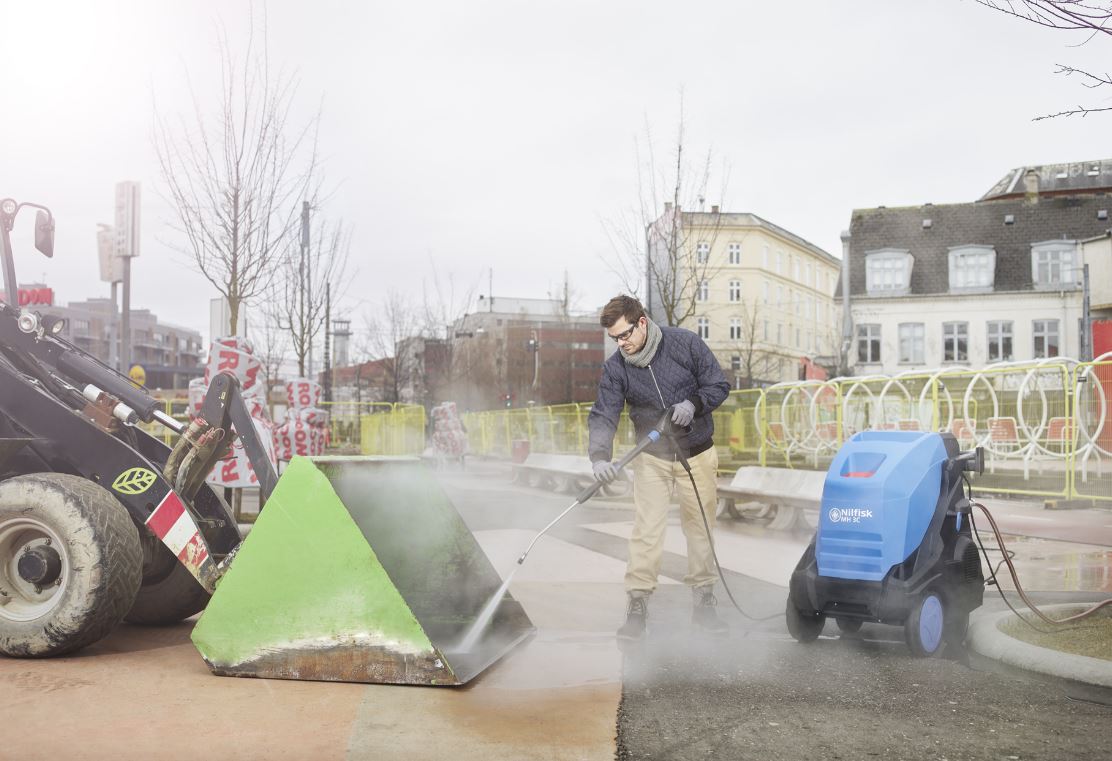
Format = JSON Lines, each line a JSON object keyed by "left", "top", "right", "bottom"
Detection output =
{"left": 588, "top": 294, "right": 731, "bottom": 641}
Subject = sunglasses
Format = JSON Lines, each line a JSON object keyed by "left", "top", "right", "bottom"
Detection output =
{"left": 609, "top": 322, "right": 640, "bottom": 343}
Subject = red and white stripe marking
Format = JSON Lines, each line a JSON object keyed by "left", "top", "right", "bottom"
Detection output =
{"left": 145, "top": 491, "right": 210, "bottom": 571}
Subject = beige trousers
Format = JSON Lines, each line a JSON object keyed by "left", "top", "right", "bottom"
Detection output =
{"left": 624, "top": 446, "right": 719, "bottom": 594}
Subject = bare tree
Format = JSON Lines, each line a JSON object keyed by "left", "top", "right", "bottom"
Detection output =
{"left": 604, "top": 95, "right": 731, "bottom": 327}
{"left": 974, "top": 1, "right": 1112, "bottom": 119}
{"left": 419, "top": 267, "right": 479, "bottom": 406}
{"left": 153, "top": 8, "right": 320, "bottom": 334}
{"left": 268, "top": 212, "right": 350, "bottom": 377}
{"left": 363, "top": 291, "right": 424, "bottom": 404}
{"left": 251, "top": 312, "right": 290, "bottom": 414}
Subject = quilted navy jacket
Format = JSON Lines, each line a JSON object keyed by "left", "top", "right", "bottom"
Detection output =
{"left": 588, "top": 326, "right": 730, "bottom": 462}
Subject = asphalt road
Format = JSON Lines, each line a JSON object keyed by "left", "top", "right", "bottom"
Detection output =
{"left": 441, "top": 462, "right": 1112, "bottom": 761}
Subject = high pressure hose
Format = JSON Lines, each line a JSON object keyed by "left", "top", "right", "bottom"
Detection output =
{"left": 675, "top": 453, "right": 782, "bottom": 621}
{"left": 968, "top": 496, "right": 1112, "bottom": 628}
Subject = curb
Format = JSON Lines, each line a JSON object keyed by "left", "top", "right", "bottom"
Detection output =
{"left": 967, "top": 605, "right": 1112, "bottom": 689}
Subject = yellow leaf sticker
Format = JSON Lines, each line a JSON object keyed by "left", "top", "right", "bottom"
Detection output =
{"left": 112, "top": 467, "right": 157, "bottom": 495}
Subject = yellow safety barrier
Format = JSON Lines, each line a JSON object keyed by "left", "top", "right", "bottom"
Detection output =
{"left": 126, "top": 358, "right": 1112, "bottom": 505}
{"left": 446, "top": 358, "right": 1112, "bottom": 503}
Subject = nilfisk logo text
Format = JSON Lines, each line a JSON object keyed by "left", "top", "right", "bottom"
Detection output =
{"left": 828, "top": 507, "right": 874, "bottom": 524}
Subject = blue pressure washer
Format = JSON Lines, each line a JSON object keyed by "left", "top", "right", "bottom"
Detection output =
{"left": 786, "top": 430, "right": 986, "bottom": 656}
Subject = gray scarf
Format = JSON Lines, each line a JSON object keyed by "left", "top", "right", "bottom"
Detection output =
{"left": 622, "top": 318, "right": 662, "bottom": 368}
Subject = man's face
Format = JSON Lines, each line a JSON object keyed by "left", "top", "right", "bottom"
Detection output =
{"left": 608, "top": 315, "right": 647, "bottom": 355}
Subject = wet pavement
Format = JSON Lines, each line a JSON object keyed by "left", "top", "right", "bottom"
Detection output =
{"left": 1, "top": 459, "right": 1110, "bottom": 759}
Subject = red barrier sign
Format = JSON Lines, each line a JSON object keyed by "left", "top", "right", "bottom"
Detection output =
{"left": 16, "top": 287, "right": 54, "bottom": 306}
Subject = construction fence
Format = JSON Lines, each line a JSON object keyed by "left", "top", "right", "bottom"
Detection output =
{"left": 460, "top": 358, "right": 1112, "bottom": 504}
{"left": 141, "top": 358, "right": 1112, "bottom": 504}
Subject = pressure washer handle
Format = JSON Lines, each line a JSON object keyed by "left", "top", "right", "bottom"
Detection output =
{"left": 576, "top": 429, "right": 663, "bottom": 504}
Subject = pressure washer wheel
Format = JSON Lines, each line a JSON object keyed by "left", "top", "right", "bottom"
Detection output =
{"left": 785, "top": 598, "right": 825, "bottom": 642}
{"left": 0, "top": 474, "right": 142, "bottom": 657}
{"left": 904, "top": 591, "right": 946, "bottom": 657}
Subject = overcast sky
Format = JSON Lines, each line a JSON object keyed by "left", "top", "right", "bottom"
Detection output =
{"left": 1, "top": 0, "right": 1109, "bottom": 344}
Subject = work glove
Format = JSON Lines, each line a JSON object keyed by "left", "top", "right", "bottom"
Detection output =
{"left": 671, "top": 399, "right": 696, "bottom": 428}
{"left": 592, "top": 460, "right": 618, "bottom": 484}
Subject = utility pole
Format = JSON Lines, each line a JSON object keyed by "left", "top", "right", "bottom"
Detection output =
{"left": 839, "top": 230, "right": 852, "bottom": 376}
{"left": 302, "top": 201, "right": 312, "bottom": 377}
{"left": 1081, "top": 263, "right": 1092, "bottom": 361}
{"left": 324, "top": 282, "right": 332, "bottom": 402}
{"left": 115, "top": 182, "right": 140, "bottom": 375}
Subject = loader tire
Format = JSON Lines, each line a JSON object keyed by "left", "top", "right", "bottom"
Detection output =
{"left": 125, "top": 526, "right": 210, "bottom": 625}
{"left": 0, "top": 473, "right": 142, "bottom": 657}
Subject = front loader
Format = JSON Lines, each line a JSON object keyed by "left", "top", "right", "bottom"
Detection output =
{"left": 0, "top": 197, "right": 532, "bottom": 683}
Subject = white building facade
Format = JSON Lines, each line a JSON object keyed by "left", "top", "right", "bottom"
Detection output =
{"left": 844, "top": 161, "right": 1112, "bottom": 375}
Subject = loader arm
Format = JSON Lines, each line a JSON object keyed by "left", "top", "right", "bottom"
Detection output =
{"left": 165, "top": 372, "right": 278, "bottom": 503}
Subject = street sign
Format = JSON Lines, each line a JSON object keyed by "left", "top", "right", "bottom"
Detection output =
{"left": 114, "top": 182, "right": 140, "bottom": 259}
{"left": 97, "top": 223, "right": 123, "bottom": 283}
{"left": 129, "top": 364, "right": 146, "bottom": 387}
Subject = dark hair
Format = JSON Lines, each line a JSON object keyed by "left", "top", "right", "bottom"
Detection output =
{"left": 599, "top": 294, "right": 646, "bottom": 328}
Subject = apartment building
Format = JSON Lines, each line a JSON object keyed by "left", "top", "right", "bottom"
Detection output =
{"left": 14, "top": 283, "right": 203, "bottom": 389}
{"left": 843, "top": 159, "right": 1112, "bottom": 374}
{"left": 647, "top": 207, "right": 841, "bottom": 387}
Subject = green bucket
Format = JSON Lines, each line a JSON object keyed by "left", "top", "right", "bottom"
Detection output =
{"left": 191, "top": 456, "right": 534, "bottom": 685}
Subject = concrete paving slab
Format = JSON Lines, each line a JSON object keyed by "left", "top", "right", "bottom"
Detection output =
{"left": 472, "top": 528, "right": 679, "bottom": 584}
{"left": 974, "top": 496, "right": 1112, "bottom": 546}
{"left": 345, "top": 581, "right": 625, "bottom": 761}
{"left": 0, "top": 622, "right": 366, "bottom": 761}
{"left": 582, "top": 517, "right": 809, "bottom": 587}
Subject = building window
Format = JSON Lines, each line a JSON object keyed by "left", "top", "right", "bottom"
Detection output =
{"left": 805, "top": 296, "right": 813, "bottom": 319}
{"left": 729, "top": 280, "right": 742, "bottom": 302}
{"left": 792, "top": 257, "right": 800, "bottom": 281}
{"left": 1031, "top": 241, "right": 1078, "bottom": 288}
{"left": 857, "top": 324, "right": 881, "bottom": 364}
{"left": 776, "top": 251, "right": 783, "bottom": 274}
{"left": 763, "top": 320, "right": 769, "bottom": 341}
{"left": 697, "top": 280, "right": 709, "bottom": 302}
{"left": 777, "top": 323, "right": 783, "bottom": 344}
{"left": 987, "top": 320, "right": 1013, "bottom": 362}
{"left": 865, "top": 249, "right": 912, "bottom": 294}
{"left": 777, "top": 284, "right": 784, "bottom": 309}
{"left": 697, "top": 317, "right": 710, "bottom": 339}
{"left": 72, "top": 319, "right": 90, "bottom": 333}
{"left": 729, "top": 317, "right": 742, "bottom": 340}
{"left": 943, "top": 322, "right": 969, "bottom": 362}
{"left": 793, "top": 291, "right": 801, "bottom": 315}
{"left": 728, "top": 242, "right": 741, "bottom": 265}
{"left": 1033, "top": 319, "right": 1059, "bottom": 358}
{"left": 696, "top": 242, "right": 710, "bottom": 264}
{"left": 731, "top": 355, "right": 741, "bottom": 371}
{"left": 805, "top": 262, "right": 812, "bottom": 286}
{"left": 948, "top": 245, "right": 995, "bottom": 290}
{"left": 762, "top": 246, "right": 769, "bottom": 268}
{"left": 899, "top": 323, "right": 925, "bottom": 364}
{"left": 796, "top": 328, "right": 801, "bottom": 348}
{"left": 762, "top": 280, "right": 769, "bottom": 304}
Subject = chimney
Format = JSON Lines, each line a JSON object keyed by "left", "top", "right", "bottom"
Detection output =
{"left": 664, "top": 202, "right": 673, "bottom": 213}
{"left": 711, "top": 205, "right": 720, "bottom": 214}
{"left": 1024, "top": 169, "right": 1040, "bottom": 204}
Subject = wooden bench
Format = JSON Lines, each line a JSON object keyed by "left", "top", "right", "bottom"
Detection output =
{"left": 716, "top": 466, "right": 825, "bottom": 531}
{"left": 511, "top": 452, "right": 633, "bottom": 498}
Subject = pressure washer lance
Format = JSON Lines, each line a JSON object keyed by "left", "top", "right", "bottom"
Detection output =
{"left": 515, "top": 415, "right": 671, "bottom": 565}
